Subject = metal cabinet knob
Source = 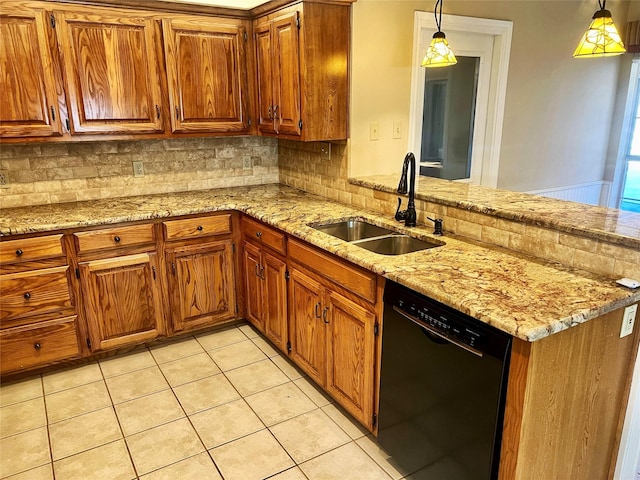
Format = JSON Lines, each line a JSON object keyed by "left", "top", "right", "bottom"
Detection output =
{"left": 114, "top": 236, "right": 121, "bottom": 243}
{"left": 23, "top": 292, "right": 31, "bottom": 300}
{"left": 34, "top": 342, "right": 41, "bottom": 350}
{"left": 256, "top": 232, "right": 262, "bottom": 238}
{"left": 15, "top": 249, "right": 23, "bottom": 256}
{"left": 197, "top": 225, "right": 203, "bottom": 231}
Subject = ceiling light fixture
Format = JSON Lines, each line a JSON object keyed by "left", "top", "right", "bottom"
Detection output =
{"left": 573, "top": 0, "right": 626, "bottom": 58}
{"left": 421, "top": 0, "right": 457, "bottom": 68}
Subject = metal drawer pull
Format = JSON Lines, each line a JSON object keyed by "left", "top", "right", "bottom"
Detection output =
{"left": 322, "top": 306, "right": 330, "bottom": 324}
{"left": 23, "top": 292, "right": 31, "bottom": 300}
{"left": 34, "top": 342, "right": 41, "bottom": 350}
{"left": 197, "top": 225, "right": 203, "bottom": 231}
{"left": 114, "top": 236, "right": 121, "bottom": 243}
{"left": 15, "top": 249, "right": 23, "bottom": 256}
{"left": 255, "top": 263, "right": 261, "bottom": 277}
{"left": 256, "top": 232, "right": 262, "bottom": 238}
{"left": 315, "top": 302, "right": 322, "bottom": 318}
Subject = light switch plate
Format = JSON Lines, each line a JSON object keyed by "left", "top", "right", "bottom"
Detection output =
{"left": 319, "top": 142, "right": 331, "bottom": 161}
{"left": 621, "top": 304, "right": 638, "bottom": 338}
{"left": 0, "top": 170, "right": 9, "bottom": 189}
{"left": 393, "top": 122, "right": 402, "bottom": 139}
{"left": 242, "top": 155, "right": 252, "bottom": 170}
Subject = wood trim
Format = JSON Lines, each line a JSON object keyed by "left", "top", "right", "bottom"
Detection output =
{"left": 498, "top": 338, "right": 531, "bottom": 480}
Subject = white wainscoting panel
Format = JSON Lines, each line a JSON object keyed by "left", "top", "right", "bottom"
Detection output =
{"left": 527, "top": 181, "right": 611, "bottom": 206}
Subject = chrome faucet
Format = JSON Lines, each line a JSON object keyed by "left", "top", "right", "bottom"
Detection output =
{"left": 395, "top": 152, "right": 417, "bottom": 227}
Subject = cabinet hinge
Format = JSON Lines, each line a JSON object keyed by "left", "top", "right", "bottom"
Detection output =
{"left": 232, "top": 242, "right": 236, "bottom": 253}
{"left": 374, "top": 321, "right": 379, "bottom": 336}
{"left": 86, "top": 338, "right": 92, "bottom": 349}
{"left": 235, "top": 303, "right": 239, "bottom": 314}
{"left": 248, "top": 117, "right": 252, "bottom": 127}
{"left": 243, "top": 31, "right": 248, "bottom": 42}
{"left": 298, "top": 119, "right": 303, "bottom": 130}
{"left": 286, "top": 341, "right": 292, "bottom": 353}
{"left": 75, "top": 267, "right": 80, "bottom": 279}
{"left": 372, "top": 413, "right": 377, "bottom": 428}
{"left": 285, "top": 270, "right": 290, "bottom": 281}
{"left": 152, "top": 266, "right": 156, "bottom": 280}
{"left": 50, "top": 15, "right": 55, "bottom": 28}
{"left": 65, "top": 118, "right": 70, "bottom": 131}
{"left": 51, "top": 106, "right": 56, "bottom": 122}
{"left": 295, "top": 16, "right": 301, "bottom": 29}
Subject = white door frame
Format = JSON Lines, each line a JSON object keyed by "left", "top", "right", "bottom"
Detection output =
{"left": 407, "top": 12, "right": 513, "bottom": 188}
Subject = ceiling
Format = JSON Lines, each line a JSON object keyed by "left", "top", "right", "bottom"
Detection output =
{"left": 158, "top": 0, "right": 270, "bottom": 8}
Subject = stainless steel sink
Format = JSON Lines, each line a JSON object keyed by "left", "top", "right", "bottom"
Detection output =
{"left": 312, "top": 219, "right": 444, "bottom": 255}
{"left": 313, "top": 219, "right": 394, "bottom": 242}
{"left": 355, "top": 235, "right": 443, "bottom": 255}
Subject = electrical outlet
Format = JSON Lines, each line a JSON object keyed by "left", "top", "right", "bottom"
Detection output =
{"left": 242, "top": 156, "right": 252, "bottom": 170}
{"left": 0, "top": 170, "right": 9, "bottom": 189}
{"left": 320, "top": 142, "right": 331, "bottom": 161}
{"left": 620, "top": 304, "right": 638, "bottom": 338}
{"left": 393, "top": 122, "right": 402, "bottom": 139}
{"left": 370, "top": 122, "right": 379, "bottom": 141}
{"left": 132, "top": 161, "right": 144, "bottom": 177}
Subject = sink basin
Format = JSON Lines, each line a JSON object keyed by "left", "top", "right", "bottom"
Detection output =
{"left": 313, "top": 219, "right": 394, "bottom": 242}
{"left": 355, "top": 235, "right": 443, "bottom": 255}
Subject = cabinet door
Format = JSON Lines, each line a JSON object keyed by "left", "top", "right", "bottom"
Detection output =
{"left": 272, "top": 12, "right": 301, "bottom": 136}
{"left": 167, "top": 240, "right": 236, "bottom": 333}
{"left": 254, "top": 20, "right": 276, "bottom": 134}
{"left": 242, "top": 240, "right": 264, "bottom": 332}
{"left": 288, "top": 268, "right": 325, "bottom": 385}
{"left": 55, "top": 10, "right": 163, "bottom": 134}
{"left": 79, "top": 253, "right": 163, "bottom": 351}
{"left": 325, "top": 290, "right": 376, "bottom": 429}
{"left": 0, "top": 7, "right": 63, "bottom": 138}
{"left": 163, "top": 18, "right": 249, "bottom": 133}
{"left": 263, "top": 251, "right": 287, "bottom": 352}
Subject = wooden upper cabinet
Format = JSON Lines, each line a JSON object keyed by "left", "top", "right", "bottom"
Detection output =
{"left": 0, "top": 5, "right": 63, "bottom": 138}
{"left": 54, "top": 9, "right": 164, "bottom": 135}
{"left": 163, "top": 17, "right": 250, "bottom": 134}
{"left": 254, "top": 21, "right": 276, "bottom": 135}
{"left": 254, "top": 2, "right": 350, "bottom": 141}
{"left": 254, "top": 11, "right": 300, "bottom": 137}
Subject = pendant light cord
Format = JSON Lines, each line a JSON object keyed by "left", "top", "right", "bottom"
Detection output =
{"left": 434, "top": 0, "right": 443, "bottom": 33}
{"left": 598, "top": 0, "right": 605, "bottom": 9}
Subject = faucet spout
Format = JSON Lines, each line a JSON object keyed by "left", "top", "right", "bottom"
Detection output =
{"left": 395, "top": 152, "right": 417, "bottom": 227}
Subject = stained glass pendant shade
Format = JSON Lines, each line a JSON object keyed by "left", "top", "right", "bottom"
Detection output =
{"left": 421, "top": 0, "right": 457, "bottom": 68}
{"left": 574, "top": 0, "right": 626, "bottom": 58}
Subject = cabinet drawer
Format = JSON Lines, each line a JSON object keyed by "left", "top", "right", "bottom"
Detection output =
{"left": 242, "top": 217, "right": 286, "bottom": 255}
{"left": 0, "top": 235, "right": 64, "bottom": 265}
{"left": 0, "top": 266, "right": 73, "bottom": 327}
{"left": 163, "top": 214, "right": 231, "bottom": 241}
{"left": 74, "top": 224, "right": 155, "bottom": 253}
{"left": 0, "top": 316, "right": 80, "bottom": 374}
{"left": 289, "top": 239, "right": 376, "bottom": 303}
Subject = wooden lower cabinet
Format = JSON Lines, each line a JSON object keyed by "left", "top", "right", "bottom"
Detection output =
{"left": 0, "top": 316, "right": 81, "bottom": 372}
{"left": 79, "top": 253, "right": 164, "bottom": 351}
{"left": 288, "top": 264, "right": 377, "bottom": 429}
{"left": 242, "top": 239, "right": 288, "bottom": 352}
{"left": 288, "top": 267, "right": 325, "bottom": 385}
{"left": 325, "top": 290, "right": 376, "bottom": 428}
{"left": 165, "top": 239, "right": 236, "bottom": 333}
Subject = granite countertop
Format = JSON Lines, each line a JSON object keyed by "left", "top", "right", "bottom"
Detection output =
{"left": 1, "top": 184, "right": 638, "bottom": 342}
{"left": 351, "top": 175, "right": 640, "bottom": 249}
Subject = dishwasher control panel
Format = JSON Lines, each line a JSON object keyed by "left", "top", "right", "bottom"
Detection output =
{"left": 384, "top": 280, "right": 512, "bottom": 358}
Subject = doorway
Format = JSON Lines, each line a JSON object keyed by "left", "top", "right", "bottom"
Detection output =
{"left": 408, "top": 13, "right": 512, "bottom": 188}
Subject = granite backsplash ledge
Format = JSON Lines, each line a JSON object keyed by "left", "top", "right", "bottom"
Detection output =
{"left": 0, "top": 136, "right": 279, "bottom": 208}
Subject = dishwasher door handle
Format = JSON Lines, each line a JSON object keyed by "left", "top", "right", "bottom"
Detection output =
{"left": 392, "top": 305, "right": 483, "bottom": 358}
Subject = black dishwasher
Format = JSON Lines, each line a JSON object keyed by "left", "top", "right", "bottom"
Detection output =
{"left": 378, "top": 281, "right": 512, "bottom": 480}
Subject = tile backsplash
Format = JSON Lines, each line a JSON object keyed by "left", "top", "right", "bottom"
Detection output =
{"left": 0, "top": 137, "right": 279, "bottom": 208}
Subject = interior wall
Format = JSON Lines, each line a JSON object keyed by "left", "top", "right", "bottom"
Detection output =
{"left": 349, "top": 0, "right": 629, "bottom": 192}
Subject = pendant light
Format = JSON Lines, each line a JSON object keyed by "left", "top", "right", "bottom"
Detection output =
{"left": 573, "top": 0, "right": 626, "bottom": 58}
{"left": 421, "top": 0, "right": 457, "bottom": 68}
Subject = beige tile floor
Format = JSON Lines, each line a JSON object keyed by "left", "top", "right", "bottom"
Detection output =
{"left": 0, "top": 323, "right": 421, "bottom": 480}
